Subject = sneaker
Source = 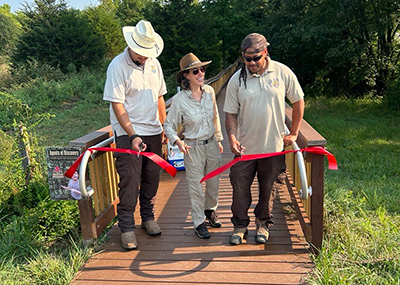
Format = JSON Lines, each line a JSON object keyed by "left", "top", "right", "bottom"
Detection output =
{"left": 121, "top": 231, "right": 137, "bottom": 250}
{"left": 255, "top": 218, "right": 270, "bottom": 244}
{"left": 205, "top": 210, "right": 222, "bottom": 228}
{"left": 195, "top": 222, "right": 210, "bottom": 239}
{"left": 141, "top": 220, "right": 162, "bottom": 236}
{"left": 230, "top": 226, "right": 248, "bottom": 245}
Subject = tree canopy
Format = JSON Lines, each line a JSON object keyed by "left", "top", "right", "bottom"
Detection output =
{"left": 1, "top": 0, "right": 400, "bottom": 100}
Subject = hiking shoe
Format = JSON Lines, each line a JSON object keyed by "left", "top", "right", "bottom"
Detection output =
{"left": 195, "top": 222, "right": 210, "bottom": 239}
{"left": 230, "top": 226, "right": 248, "bottom": 245}
{"left": 121, "top": 231, "right": 137, "bottom": 250}
{"left": 205, "top": 210, "right": 222, "bottom": 228}
{"left": 255, "top": 218, "right": 270, "bottom": 244}
{"left": 141, "top": 220, "right": 162, "bottom": 236}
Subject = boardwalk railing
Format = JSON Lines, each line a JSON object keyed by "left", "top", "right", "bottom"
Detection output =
{"left": 70, "top": 60, "right": 327, "bottom": 252}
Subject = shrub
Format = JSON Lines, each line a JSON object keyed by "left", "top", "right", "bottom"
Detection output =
{"left": 25, "top": 198, "right": 80, "bottom": 243}
{"left": 0, "top": 130, "right": 26, "bottom": 211}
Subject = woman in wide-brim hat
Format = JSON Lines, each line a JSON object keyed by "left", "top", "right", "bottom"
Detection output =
{"left": 164, "top": 53, "right": 224, "bottom": 239}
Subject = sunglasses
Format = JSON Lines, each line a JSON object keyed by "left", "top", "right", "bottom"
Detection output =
{"left": 243, "top": 54, "right": 263, "bottom": 62}
{"left": 190, "top": 67, "right": 206, "bottom": 75}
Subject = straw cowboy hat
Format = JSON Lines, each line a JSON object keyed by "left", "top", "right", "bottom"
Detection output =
{"left": 123, "top": 20, "right": 164, "bottom": 58}
{"left": 176, "top": 53, "right": 212, "bottom": 84}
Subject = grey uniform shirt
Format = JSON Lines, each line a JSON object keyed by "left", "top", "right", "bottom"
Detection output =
{"left": 224, "top": 59, "right": 304, "bottom": 154}
{"left": 164, "top": 84, "right": 223, "bottom": 144}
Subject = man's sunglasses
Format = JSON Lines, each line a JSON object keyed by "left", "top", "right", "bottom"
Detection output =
{"left": 190, "top": 67, "right": 206, "bottom": 75}
{"left": 243, "top": 54, "right": 263, "bottom": 62}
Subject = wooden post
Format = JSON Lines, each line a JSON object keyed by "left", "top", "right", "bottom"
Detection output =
{"left": 18, "top": 122, "right": 31, "bottom": 183}
{"left": 310, "top": 153, "right": 325, "bottom": 254}
{"left": 78, "top": 197, "right": 95, "bottom": 243}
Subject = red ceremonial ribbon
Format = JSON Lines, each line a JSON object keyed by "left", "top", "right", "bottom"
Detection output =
{"left": 200, "top": 146, "right": 337, "bottom": 183}
{"left": 64, "top": 147, "right": 177, "bottom": 178}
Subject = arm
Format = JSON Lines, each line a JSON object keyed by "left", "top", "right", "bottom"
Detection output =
{"left": 283, "top": 99, "right": 304, "bottom": 146}
{"left": 111, "top": 102, "right": 145, "bottom": 151}
{"left": 158, "top": 96, "right": 168, "bottom": 143}
{"left": 211, "top": 89, "right": 223, "bottom": 153}
{"left": 225, "top": 112, "right": 245, "bottom": 155}
{"left": 158, "top": 96, "right": 166, "bottom": 125}
{"left": 163, "top": 98, "right": 190, "bottom": 154}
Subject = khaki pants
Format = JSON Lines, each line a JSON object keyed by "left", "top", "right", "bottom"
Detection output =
{"left": 184, "top": 136, "right": 221, "bottom": 228}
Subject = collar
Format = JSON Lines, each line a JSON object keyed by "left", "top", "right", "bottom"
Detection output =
{"left": 124, "top": 47, "right": 146, "bottom": 70}
{"left": 183, "top": 85, "right": 205, "bottom": 99}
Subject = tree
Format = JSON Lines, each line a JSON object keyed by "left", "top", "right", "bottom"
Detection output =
{"left": 0, "top": 5, "right": 22, "bottom": 60}
{"left": 85, "top": 1, "right": 126, "bottom": 59}
{"left": 13, "top": 0, "right": 106, "bottom": 73}
{"left": 115, "top": 0, "right": 151, "bottom": 26}
{"left": 261, "top": 0, "right": 400, "bottom": 97}
{"left": 146, "top": 0, "right": 222, "bottom": 82}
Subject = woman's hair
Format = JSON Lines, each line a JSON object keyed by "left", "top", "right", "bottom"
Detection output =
{"left": 178, "top": 72, "right": 191, "bottom": 90}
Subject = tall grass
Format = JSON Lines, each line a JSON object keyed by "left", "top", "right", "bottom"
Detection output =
{"left": 0, "top": 65, "right": 110, "bottom": 284}
{"left": 304, "top": 97, "right": 400, "bottom": 284}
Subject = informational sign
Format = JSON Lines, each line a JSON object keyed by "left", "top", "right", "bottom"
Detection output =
{"left": 45, "top": 147, "right": 82, "bottom": 200}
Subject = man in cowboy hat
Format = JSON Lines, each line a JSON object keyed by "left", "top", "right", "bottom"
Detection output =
{"left": 224, "top": 33, "right": 305, "bottom": 245}
{"left": 103, "top": 20, "right": 167, "bottom": 250}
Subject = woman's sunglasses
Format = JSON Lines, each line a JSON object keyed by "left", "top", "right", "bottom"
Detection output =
{"left": 243, "top": 54, "right": 263, "bottom": 62}
{"left": 190, "top": 67, "right": 206, "bottom": 75}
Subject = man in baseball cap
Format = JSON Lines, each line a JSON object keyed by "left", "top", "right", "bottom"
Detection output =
{"left": 224, "top": 33, "right": 305, "bottom": 245}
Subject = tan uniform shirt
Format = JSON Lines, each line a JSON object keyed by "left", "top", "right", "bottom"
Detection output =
{"left": 164, "top": 85, "right": 223, "bottom": 144}
{"left": 103, "top": 47, "right": 167, "bottom": 137}
{"left": 224, "top": 60, "right": 304, "bottom": 154}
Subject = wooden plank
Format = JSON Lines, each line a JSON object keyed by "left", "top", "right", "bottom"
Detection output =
{"left": 78, "top": 198, "right": 95, "bottom": 242}
{"left": 88, "top": 161, "right": 100, "bottom": 216}
{"left": 93, "top": 198, "right": 118, "bottom": 239}
{"left": 74, "top": 269, "right": 308, "bottom": 285}
{"left": 310, "top": 153, "right": 325, "bottom": 253}
{"left": 285, "top": 174, "right": 312, "bottom": 242}
{"left": 69, "top": 131, "right": 111, "bottom": 148}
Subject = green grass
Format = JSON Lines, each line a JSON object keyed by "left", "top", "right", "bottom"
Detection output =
{"left": 304, "top": 97, "right": 400, "bottom": 284}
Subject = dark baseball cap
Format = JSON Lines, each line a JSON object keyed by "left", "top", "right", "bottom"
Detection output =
{"left": 241, "top": 33, "right": 270, "bottom": 53}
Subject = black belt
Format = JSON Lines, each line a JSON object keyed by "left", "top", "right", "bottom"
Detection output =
{"left": 186, "top": 135, "right": 214, "bottom": 145}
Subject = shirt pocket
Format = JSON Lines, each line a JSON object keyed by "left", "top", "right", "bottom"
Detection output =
{"left": 203, "top": 97, "right": 214, "bottom": 118}
{"left": 182, "top": 105, "right": 202, "bottom": 129}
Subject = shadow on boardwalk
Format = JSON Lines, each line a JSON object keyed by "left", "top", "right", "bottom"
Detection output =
{"left": 72, "top": 89, "right": 313, "bottom": 285}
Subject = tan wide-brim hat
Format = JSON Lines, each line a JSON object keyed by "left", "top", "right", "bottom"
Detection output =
{"left": 176, "top": 53, "right": 212, "bottom": 84}
{"left": 123, "top": 20, "right": 164, "bottom": 58}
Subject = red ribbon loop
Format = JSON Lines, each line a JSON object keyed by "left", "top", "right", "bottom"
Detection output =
{"left": 64, "top": 147, "right": 177, "bottom": 178}
{"left": 200, "top": 146, "right": 337, "bottom": 183}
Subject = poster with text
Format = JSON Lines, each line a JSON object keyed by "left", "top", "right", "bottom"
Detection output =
{"left": 45, "top": 147, "right": 82, "bottom": 200}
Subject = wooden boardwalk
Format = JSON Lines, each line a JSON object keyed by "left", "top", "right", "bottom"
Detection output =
{"left": 72, "top": 90, "right": 313, "bottom": 285}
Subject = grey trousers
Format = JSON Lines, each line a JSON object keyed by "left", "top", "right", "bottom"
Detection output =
{"left": 184, "top": 136, "right": 221, "bottom": 228}
{"left": 229, "top": 154, "right": 286, "bottom": 228}
{"left": 114, "top": 133, "right": 162, "bottom": 233}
